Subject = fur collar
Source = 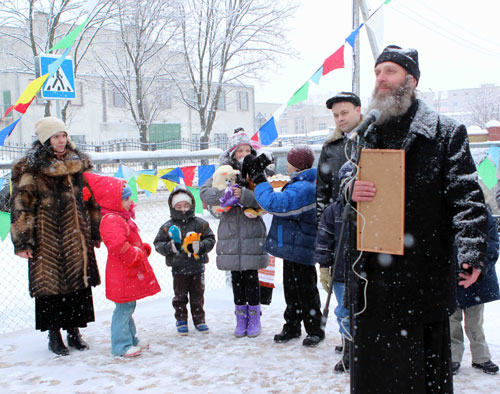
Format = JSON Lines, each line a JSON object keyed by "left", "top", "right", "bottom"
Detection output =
{"left": 324, "top": 127, "right": 344, "bottom": 144}
{"left": 25, "top": 143, "right": 91, "bottom": 177}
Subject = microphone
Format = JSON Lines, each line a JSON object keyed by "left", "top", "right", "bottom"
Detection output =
{"left": 348, "top": 109, "right": 381, "bottom": 140}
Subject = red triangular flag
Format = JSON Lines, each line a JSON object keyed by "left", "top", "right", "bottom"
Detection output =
{"left": 4, "top": 97, "right": 36, "bottom": 118}
{"left": 181, "top": 166, "right": 196, "bottom": 187}
{"left": 322, "top": 45, "right": 345, "bottom": 76}
{"left": 251, "top": 132, "right": 259, "bottom": 142}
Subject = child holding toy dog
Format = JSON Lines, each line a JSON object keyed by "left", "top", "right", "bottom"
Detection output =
{"left": 154, "top": 186, "right": 215, "bottom": 335}
{"left": 200, "top": 131, "right": 269, "bottom": 338}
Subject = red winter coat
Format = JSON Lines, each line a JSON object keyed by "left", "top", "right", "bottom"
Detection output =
{"left": 84, "top": 173, "right": 161, "bottom": 303}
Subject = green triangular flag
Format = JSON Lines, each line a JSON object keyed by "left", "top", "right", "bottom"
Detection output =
{"left": 384, "top": 0, "right": 392, "bottom": 4}
{"left": 477, "top": 158, "right": 498, "bottom": 189}
{"left": 287, "top": 82, "right": 309, "bottom": 107}
{"left": 49, "top": 17, "right": 90, "bottom": 52}
{"left": 128, "top": 177, "right": 139, "bottom": 202}
{"left": 187, "top": 187, "right": 204, "bottom": 214}
{"left": 0, "top": 212, "right": 11, "bottom": 241}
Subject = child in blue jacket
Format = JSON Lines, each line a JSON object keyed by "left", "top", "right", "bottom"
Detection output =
{"left": 243, "top": 144, "right": 325, "bottom": 347}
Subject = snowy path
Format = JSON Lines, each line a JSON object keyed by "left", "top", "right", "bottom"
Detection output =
{"left": 0, "top": 284, "right": 499, "bottom": 393}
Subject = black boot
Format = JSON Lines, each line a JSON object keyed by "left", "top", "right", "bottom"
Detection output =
{"left": 48, "top": 329, "right": 69, "bottom": 356}
{"left": 67, "top": 327, "right": 89, "bottom": 351}
{"left": 273, "top": 325, "right": 301, "bottom": 343}
{"left": 334, "top": 338, "right": 350, "bottom": 373}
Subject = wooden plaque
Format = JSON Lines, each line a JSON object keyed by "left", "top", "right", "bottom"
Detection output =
{"left": 357, "top": 149, "right": 405, "bottom": 255}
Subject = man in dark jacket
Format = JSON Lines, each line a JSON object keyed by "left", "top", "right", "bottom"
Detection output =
{"left": 450, "top": 210, "right": 499, "bottom": 375}
{"left": 348, "top": 45, "right": 488, "bottom": 393}
{"left": 316, "top": 92, "right": 362, "bottom": 373}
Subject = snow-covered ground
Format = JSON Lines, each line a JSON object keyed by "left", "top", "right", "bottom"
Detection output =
{"left": 0, "top": 278, "right": 499, "bottom": 393}
{"left": 1, "top": 198, "right": 499, "bottom": 393}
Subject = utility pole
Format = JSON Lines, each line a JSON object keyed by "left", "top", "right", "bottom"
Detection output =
{"left": 352, "top": 0, "right": 382, "bottom": 95}
{"left": 352, "top": 0, "right": 360, "bottom": 96}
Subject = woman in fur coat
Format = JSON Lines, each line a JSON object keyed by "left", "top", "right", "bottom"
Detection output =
{"left": 10, "top": 117, "right": 102, "bottom": 356}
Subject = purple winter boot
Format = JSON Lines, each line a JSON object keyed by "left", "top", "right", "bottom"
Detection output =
{"left": 247, "top": 304, "right": 262, "bottom": 338}
{"left": 234, "top": 304, "right": 248, "bottom": 338}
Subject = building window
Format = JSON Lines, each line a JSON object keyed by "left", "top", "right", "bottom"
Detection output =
{"left": 280, "top": 125, "right": 288, "bottom": 134}
{"left": 237, "top": 91, "right": 248, "bottom": 111}
{"left": 1, "top": 90, "right": 12, "bottom": 119}
{"left": 318, "top": 123, "right": 326, "bottom": 130}
{"left": 71, "top": 135, "right": 86, "bottom": 144}
{"left": 217, "top": 91, "right": 226, "bottom": 110}
{"left": 112, "top": 89, "right": 126, "bottom": 108}
{"left": 159, "top": 93, "right": 171, "bottom": 109}
{"left": 256, "top": 112, "right": 266, "bottom": 130}
{"left": 295, "top": 117, "right": 305, "bottom": 133}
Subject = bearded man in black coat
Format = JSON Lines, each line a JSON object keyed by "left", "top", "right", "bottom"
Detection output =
{"left": 347, "top": 46, "right": 488, "bottom": 394}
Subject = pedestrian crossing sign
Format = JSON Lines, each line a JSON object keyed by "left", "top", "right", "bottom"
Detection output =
{"left": 38, "top": 54, "right": 76, "bottom": 100}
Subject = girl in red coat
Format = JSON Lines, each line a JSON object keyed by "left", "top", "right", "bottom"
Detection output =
{"left": 84, "top": 173, "right": 161, "bottom": 357}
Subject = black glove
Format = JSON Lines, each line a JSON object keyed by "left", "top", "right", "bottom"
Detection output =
{"left": 242, "top": 153, "right": 273, "bottom": 184}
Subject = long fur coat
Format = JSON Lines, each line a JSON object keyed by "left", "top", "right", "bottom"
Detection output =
{"left": 10, "top": 143, "right": 101, "bottom": 298}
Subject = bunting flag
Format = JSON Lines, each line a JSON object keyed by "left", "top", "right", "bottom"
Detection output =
{"left": 322, "top": 45, "right": 345, "bottom": 76}
{"left": 0, "top": 118, "right": 21, "bottom": 146}
{"left": 180, "top": 166, "right": 196, "bottom": 187}
{"left": 127, "top": 177, "right": 139, "bottom": 202}
{"left": 114, "top": 164, "right": 137, "bottom": 182}
{"left": 161, "top": 167, "right": 184, "bottom": 183}
{"left": 197, "top": 165, "right": 215, "bottom": 187}
{"left": 187, "top": 187, "right": 204, "bottom": 214}
{"left": 251, "top": 132, "right": 259, "bottom": 142}
{"left": 0, "top": 212, "right": 10, "bottom": 241}
{"left": 488, "top": 146, "right": 500, "bottom": 167}
{"left": 477, "top": 158, "right": 498, "bottom": 189}
{"left": 345, "top": 23, "right": 364, "bottom": 48}
{"left": 310, "top": 66, "right": 323, "bottom": 85}
{"left": 136, "top": 174, "right": 159, "bottom": 194}
{"left": 259, "top": 117, "right": 278, "bottom": 146}
{"left": 4, "top": 74, "right": 49, "bottom": 117}
{"left": 163, "top": 179, "right": 177, "bottom": 192}
{"left": 287, "top": 82, "right": 309, "bottom": 107}
{"left": 47, "top": 47, "right": 72, "bottom": 77}
{"left": 49, "top": 17, "right": 90, "bottom": 52}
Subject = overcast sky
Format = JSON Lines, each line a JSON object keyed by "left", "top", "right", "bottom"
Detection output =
{"left": 254, "top": 0, "right": 500, "bottom": 106}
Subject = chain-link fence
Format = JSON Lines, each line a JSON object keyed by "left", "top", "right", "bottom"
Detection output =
{"left": 0, "top": 142, "right": 498, "bottom": 334}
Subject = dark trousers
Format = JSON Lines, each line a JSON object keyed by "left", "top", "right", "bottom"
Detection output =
{"left": 351, "top": 317, "right": 453, "bottom": 394}
{"left": 282, "top": 260, "right": 323, "bottom": 336}
{"left": 172, "top": 273, "right": 205, "bottom": 325}
{"left": 231, "top": 270, "right": 260, "bottom": 306}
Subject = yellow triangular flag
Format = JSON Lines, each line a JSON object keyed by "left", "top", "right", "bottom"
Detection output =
{"left": 136, "top": 174, "right": 159, "bottom": 194}
{"left": 15, "top": 74, "right": 49, "bottom": 105}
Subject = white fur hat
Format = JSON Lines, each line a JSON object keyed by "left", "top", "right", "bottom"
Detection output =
{"left": 35, "top": 117, "right": 68, "bottom": 144}
{"left": 171, "top": 192, "right": 192, "bottom": 208}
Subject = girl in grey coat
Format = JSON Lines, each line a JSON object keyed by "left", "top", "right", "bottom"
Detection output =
{"left": 200, "top": 131, "right": 268, "bottom": 338}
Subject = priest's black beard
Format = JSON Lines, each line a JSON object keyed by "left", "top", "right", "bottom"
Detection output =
{"left": 368, "top": 75, "right": 415, "bottom": 125}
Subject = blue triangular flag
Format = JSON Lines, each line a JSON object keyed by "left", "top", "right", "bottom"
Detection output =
{"left": 47, "top": 47, "right": 71, "bottom": 77}
{"left": 198, "top": 165, "right": 215, "bottom": 187}
{"left": 345, "top": 23, "right": 364, "bottom": 48}
{"left": 114, "top": 164, "right": 124, "bottom": 179}
{"left": 139, "top": 169, "right": 156, "bottom": 176}
{"left": 259, "top": 116, "right": 278, "bottom": 146}
{"left": 160, "top": 167, "right": 184, "bottom": 183}
{"left": 310, "top": 66, "right": 323, "bottom": 85}
{"left": 0, "top": 118, "right": 21, "bottom": 146}
{"left": 488, "top": 146, "right": 500, "bottom": 167}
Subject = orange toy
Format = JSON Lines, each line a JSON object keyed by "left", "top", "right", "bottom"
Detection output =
{"left": 182, "top": 231, "right": 202, "bottom": 259}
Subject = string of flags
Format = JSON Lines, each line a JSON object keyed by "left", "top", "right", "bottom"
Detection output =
{"left": 0, "top": 2, "right": 96, "bottom": 141}
{"left": 255, "top": 0, "right": 392, "bottom": 146}
{"left": 476, "top": 147, "right": 500, "bottom": 190}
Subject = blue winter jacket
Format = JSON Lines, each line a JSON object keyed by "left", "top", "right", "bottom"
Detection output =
{"left": 254, "top": 168, "right": 318, "bottom": 265}
{"left": 456, "top": 211, "right": 500, "bottom": 309}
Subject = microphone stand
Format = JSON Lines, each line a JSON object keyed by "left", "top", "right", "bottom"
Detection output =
{"left": 320, "top": 125, "right": 373, "bottom": 377}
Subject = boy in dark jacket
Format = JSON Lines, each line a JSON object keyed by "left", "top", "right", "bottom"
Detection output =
{"left": 315, "top": 199, "right": 350, "bottom": 372}
{"left": 243, "top": 144, "right": 325, "bottom": 347}
{"left": 154, "top": 186, "right": 215, "bottom": 335}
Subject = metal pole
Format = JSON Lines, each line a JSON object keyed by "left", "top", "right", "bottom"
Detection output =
{"left": 352, "top": 0, "right": 360, "bottom": 95}
{"left": 359, "top": 0, "right": 380, "bottom": 61}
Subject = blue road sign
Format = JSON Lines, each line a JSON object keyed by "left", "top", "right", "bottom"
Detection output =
{"left": 39, "top": 54, "right": 76, "bottom": 100}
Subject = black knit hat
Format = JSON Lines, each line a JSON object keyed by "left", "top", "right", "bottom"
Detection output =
{"left": 375, "top": 45, "right": 420, "bottom": 82}
{"left": 287, "top": 144, "right": 315, "bottom": 171}
{"left": 326, "top": 92, "right": 361, "bottom": 109}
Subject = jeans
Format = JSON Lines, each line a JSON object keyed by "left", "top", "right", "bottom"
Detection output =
{"left": 333, "top": 281, "right": 350, "bottom": 337}
{"left": 111, "top": 301, "right": 139, "bottom": 356}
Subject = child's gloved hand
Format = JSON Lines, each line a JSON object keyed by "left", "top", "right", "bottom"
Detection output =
{"left": 187, "top": 240, "right": 200, "bottom": 255}
{"left": 143, "top": 243, "right": 152, "bottom": 256}
{"left": 170, "top": 240, "right": 181, "bottom": 255}
{"left": 319, "top": 267, "right": 332, "bottom": 292}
